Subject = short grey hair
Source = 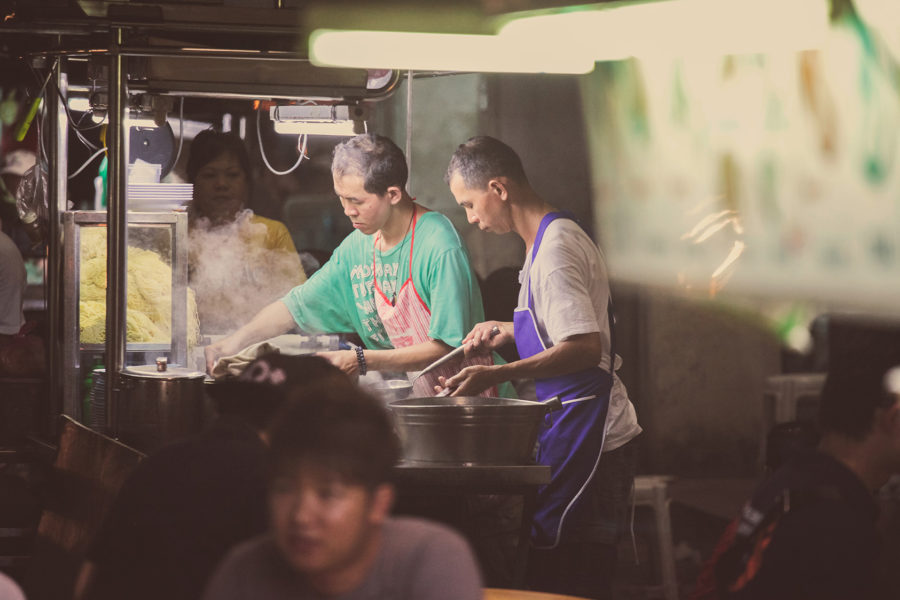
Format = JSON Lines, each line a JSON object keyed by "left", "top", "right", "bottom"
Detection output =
{"left": 445, "top": 136, "right": 529, "bottom": 190}
{"left": 332, "top": 134, "right": 408, "bottom": 196}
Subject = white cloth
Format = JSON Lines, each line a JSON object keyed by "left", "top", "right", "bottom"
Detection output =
{"left": 0, "top": 230, "right": 26, "bottom": 335}
{"left": 518, "top": 217, "right": 641, "bottom": 452}
{"left": 211, "top": 341, "right": 280, "bottom": 380}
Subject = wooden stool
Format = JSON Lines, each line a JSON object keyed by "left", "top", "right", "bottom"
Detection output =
{"left": 633, "top": 475, "right": 679, "bottom": 600}
{"left": 23, "top": 416, "right": 144, "bottom": 600}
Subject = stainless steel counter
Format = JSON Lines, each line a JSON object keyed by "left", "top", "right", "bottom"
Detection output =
{"left": 392, "top": 462, "right": 550, "bottom": 587}
{"left": 393, "top": 462, "right": 550, "bottom": 489}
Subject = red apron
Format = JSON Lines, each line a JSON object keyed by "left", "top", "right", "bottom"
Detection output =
{"left": 373, "top": 208, "right": 495, "bottom": 397}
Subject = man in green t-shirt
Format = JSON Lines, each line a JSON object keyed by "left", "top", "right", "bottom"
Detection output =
{"left": 205, "top": 134, "right": 498, "bottom": 396}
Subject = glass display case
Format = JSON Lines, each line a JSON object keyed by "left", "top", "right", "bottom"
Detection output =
{"left": 62, "top": 211, "right": 194, "bottom": 420}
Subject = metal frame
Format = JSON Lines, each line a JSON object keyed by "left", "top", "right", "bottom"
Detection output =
{"left": 62, "top": 210, "right": 188, "bottom": 428}
{"left": 8, "top": 7, "right": 401, "bottom": 437}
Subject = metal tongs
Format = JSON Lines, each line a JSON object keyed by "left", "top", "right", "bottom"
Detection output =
{"left": 411, "top": 326, "right": 501, "bottom": 387}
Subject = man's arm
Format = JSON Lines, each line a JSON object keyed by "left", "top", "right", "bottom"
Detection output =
{"left": 317, "top": 339, "right": 453, "bottom": 377}
{"left": 205, "top": 300, "right": 296, "bottom": 373}
{"left": 441, "top": 331, "right": 604, "bottom": 396}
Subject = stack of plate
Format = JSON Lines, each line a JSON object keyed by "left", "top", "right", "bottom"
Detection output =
{"left": 127, "top": 183, "right": 194, "bottom": 212}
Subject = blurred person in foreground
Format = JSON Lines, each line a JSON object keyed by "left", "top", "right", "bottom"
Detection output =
{"left": 0, "top": 213, "right": 26, "bottom": 344}
{"left": 186, "top": 130, "right": 306, "bottom": 333}
{"left": 441, "top": 136, "right": 641, "bottom": 599}
{"left": 0, "top": 571, "right": 26, "bottom": 600}
{"left": 206, "top": 133, "right": 507, "bottom": 398}
{"left": 202, "top": 384, "right": 483, "bottom": 600}
{"left": 697, "top": 322, "right": 900, "bottom": 600}
{"left": 75, "top": 354, "right": 347, "bottom": 600}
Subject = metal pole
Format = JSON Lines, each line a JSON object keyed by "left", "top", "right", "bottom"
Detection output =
{"left": 406, "top": 69, "right": 413, "bottom": 194}
{"left": 47, "top": 56, "right": 68, "bottom": 434}
{"left": 105, "top": 28, "right": 128, "bottom": 436}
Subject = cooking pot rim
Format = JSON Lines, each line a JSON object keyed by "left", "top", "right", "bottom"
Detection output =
{"left": 123, "top": 365, "right": 207, "bottom": 380}
{"left": 389, "top": 396, "right": 543, "bottom": 408}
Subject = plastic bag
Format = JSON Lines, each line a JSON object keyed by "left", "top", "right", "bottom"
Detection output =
{"left": 14, "top": 164, "right": 47, "bottom": 245}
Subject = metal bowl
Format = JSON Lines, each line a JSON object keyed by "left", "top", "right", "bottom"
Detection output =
{"left": 373, "top": 379, "right": 414, "bottom": 402}
{"left": 388, "top": 396, "right": 547, "bottom": 465}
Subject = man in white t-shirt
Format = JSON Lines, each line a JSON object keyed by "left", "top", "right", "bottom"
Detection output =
{"left": 442, "top": 136, "right": 642, "bottom": 599}
{"left": 0, "top": 217, "right": 26, "bottom": 342}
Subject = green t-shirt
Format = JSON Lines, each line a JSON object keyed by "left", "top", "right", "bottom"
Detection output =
{"left": 282, "top": 210, "right": 483, "bottom": 349}
{"left": 281, "top": 210, "right": 514, "bottom": 397}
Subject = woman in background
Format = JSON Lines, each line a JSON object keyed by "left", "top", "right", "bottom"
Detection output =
{"left": 186, "top": 131, "right": 306, "bottom": 334}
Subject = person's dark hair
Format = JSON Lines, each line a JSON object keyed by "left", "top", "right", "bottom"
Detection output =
{"left": 764, "top": 421, "right": 820, "bottom": 472}
{"left": 266, "top": 383, "right": 401, "bottom": 490}
{"left": 445, "top": 135, "right": 529, "bottom": 190}
{"left": 817, "top": 317, "right": 900, "bottom": 439}
{"left": 206, "top": 353, "right": 347, "bottom": 430}
{"left": 332, "top": 133, "right": 408, "bottom": 196}
{"left": 186, "top": 130, "right": 252, "bottom": 184}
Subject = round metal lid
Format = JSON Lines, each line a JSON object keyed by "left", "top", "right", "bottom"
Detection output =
{"left": 124, "top": 364, "right": 206, "bottom": 380}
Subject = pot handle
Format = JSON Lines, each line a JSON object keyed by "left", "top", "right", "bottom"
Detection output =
{"left": 541, "top": 394, "right": 597, "bottom": 412}
{"left": 541, "top": 397, "right": 564, "bottom": 412}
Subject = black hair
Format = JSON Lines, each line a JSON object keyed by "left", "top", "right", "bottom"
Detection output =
{"left": 207, "top": 353, "right": 347, "bottom": 431}
{"left": 185, "top": 130, "right": 252, "bottom": 184}
{"left": 817, "top": 317, "right": 900, "bottom": 439}
{"left": 445, "top": 135, "right": 529, "bottom": 189}
{"left": 332, "top": 133, "right": 408, "bottom": 196}
{"left": 764, "top": 420, "right": 820, "bottom": 472}
{"left": 266, "top": 383, "right": 401, "bottom": 490}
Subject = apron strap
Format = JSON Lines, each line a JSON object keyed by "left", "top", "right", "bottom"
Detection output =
{"left": 526, "top": 211, "right": 617, "bottom": 376}
{"left": 407, "top": 206, "right": 418, "bottom": 280}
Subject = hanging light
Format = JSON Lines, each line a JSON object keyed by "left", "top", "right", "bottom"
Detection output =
{"left": 269, "top": 104, "right": 366, "bottom": 136}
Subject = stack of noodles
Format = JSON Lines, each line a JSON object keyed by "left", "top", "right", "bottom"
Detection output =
{"left": 79, "top": 227, "right": 201, "bottom": 346}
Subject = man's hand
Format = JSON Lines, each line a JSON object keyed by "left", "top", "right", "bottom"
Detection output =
{"left": 462, "top": 321, "right": 513, "bottom": 357}
{"left": 204, "top": 300, "right": 298, "bottom": 375}
{"left": 205, "top": 336, "right": 243, "bottom": 375}
{"left": 316, "top": 349, "right": 360, "bottom": 377}
{"left": 435, "top": 364, "right": 499, "bottom": 397}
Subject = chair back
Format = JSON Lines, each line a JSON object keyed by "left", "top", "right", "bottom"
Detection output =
{"left": 24, "top": 415, "right": 144, "bottom": 600}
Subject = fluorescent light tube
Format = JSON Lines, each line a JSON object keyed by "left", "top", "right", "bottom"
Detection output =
{"left": 309, "top": 30, "right": 595, "bottom": 74}
{"left": 500, "top": 0, "right": 828, "bottom": 60}
{"left": 272, "top": 120, "right": 358, "bottom": 136}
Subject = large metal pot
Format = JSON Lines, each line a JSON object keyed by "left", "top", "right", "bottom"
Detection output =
{"left": 388, "top": 396, "right": 560, "bottom": 465}
{"left": 117, "top": 361, "right": 207, "bottom": 453}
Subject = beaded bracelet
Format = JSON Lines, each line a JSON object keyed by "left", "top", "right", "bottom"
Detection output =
{"left": 355, "top": 346, "right": 367, "bottom": 376}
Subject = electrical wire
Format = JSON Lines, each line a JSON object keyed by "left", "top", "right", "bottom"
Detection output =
{"left": 255, "top": 108, "right": 307, "bottom": 175}
{"left": 28, "top": 61, "right": 56, "bottom": 172}
{"left": 170, "top": 97, "right": 185, "bottom": 173}
{"left": 629, "top": 478, "right": 639, "bottom": 564}
{"left": 30, "top": 60, "right": 100, "bottom": 152}
{"left": 68, "top": 147, "right": 107, "bottom": 180}
{"left": 30, "top": 58, "right": 56, "bottom": 101}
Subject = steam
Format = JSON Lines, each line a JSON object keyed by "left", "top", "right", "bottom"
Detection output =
{"left": 189, "top": 209, "right": 304, "bottom": 335}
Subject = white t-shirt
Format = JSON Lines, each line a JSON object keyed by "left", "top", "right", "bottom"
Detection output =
{"left": 0, "top": 231, "right": 26, "bottom": 335}
{"left": 518, "top": 217, "right": 641, "bottom": 452}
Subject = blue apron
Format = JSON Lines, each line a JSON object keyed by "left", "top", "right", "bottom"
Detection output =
{"left": 514, "top": 211, "right": 615, "bottom": 549}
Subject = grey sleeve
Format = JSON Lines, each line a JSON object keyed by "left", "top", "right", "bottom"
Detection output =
{"left": 405, "top": 528, "right": 483, "bottom": 600}
{"left": 201, "top": 554, "right": 245, "bottom": 600}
